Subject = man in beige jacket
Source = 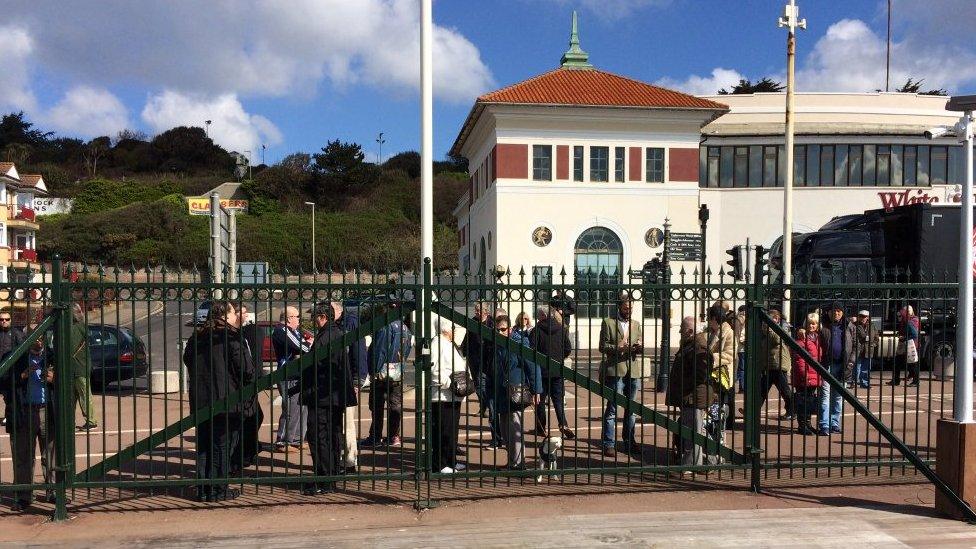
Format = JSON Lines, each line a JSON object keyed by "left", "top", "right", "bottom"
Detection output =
{"left": 599, "top": 294, "right": 643, "bottom": 457}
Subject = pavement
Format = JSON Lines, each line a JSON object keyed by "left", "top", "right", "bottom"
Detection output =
{"left": 0, "top": 481, "right": 972, "bottom": 547}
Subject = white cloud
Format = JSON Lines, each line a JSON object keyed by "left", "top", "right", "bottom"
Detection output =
{"left": 43, "top": 86, "right": 129, "bottom": 138}
{"left": 797, "top": 18, "right": 976, "bottom": 93}
{"left": 545, "top": 0, "right": 672, "bottom": 21}
{"left": 8, "top": 0, "right": 495, "bottom": 104}
{"left": 0, "top": 25, "right": 37, "bottom": 112}
{"left": 656, "top": 68, "right": 745, "bottom": 96}
{"left": 141, "top": 91, "right": 283, "bottom": 154}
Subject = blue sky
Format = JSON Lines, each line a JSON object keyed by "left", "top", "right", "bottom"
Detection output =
{"left": 2, "top": 1, "right": 975, "bottom": 164}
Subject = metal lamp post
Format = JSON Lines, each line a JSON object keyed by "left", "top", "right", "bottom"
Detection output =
{"left": 946, "top": 97, "right": 975, "bottom": 423}
{"left": 304, "top": 201, "right": 316, "bottom": 272}
{"left": 778, "top": 0, "right": 806, "bottom": 322}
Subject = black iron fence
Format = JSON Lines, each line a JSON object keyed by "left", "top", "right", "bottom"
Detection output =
{"left": 0, "top": 259, "right": 971, "bottom": 520}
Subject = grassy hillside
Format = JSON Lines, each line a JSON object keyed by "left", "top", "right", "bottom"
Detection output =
{"left": 38, "top": 170, "right": 465, "bottom": 270}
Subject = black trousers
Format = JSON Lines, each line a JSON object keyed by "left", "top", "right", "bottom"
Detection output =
{"left": 307, "top": 403, "right": 344, "bottom": 489}
{"left": 368, "top": 379, "right": 403, "bottom": 439}
{"left": 760, "top": 370, "right": 795, "bottom": 414}
{"left": 431, "top": 401, "right": 461, "bottom": 471}
{"left": 231, "top": 405, "right": 263, "bottom": 472}
{"left": 535, "top": 376, "right": 568, "bottom": 430}
{"left": 197, "top": 415, "right": 240, "bottom": 497}
{"left": 891, "top": 353, "right": 920, "bottom": 384}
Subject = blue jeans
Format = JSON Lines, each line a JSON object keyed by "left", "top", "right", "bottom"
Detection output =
{"left": 601, "top": 376, "right": 639, "bottom": 449}
{"left": 818, "top": 361, "right": 845, "bottom": 430}
{"left": 855, "top": 357, "right": 871, "bottom": 387}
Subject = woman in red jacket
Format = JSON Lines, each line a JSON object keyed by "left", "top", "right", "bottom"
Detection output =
{"left": 793, "top": 314, "right": 824, "bottom": 436}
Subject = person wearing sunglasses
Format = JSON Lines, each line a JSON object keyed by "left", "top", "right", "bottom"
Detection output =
{"left": 0, "top": 312, "right": 26, "bottom": 429}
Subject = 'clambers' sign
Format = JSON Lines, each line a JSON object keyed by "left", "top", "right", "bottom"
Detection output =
{"left": 187, "top": 197, "right": 249, "bottom": 215}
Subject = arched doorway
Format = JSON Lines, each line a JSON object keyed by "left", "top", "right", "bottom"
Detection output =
{"left": 574, "top": 226, "right": 623, "bottom": 318}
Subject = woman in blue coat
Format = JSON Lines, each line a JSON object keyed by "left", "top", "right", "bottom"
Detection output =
{"left": 492, "top": 315, "right": 542, "bottom": 470}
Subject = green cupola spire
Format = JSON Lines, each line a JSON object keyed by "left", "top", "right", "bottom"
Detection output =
{"left": 560, "top": 10, "right": 592, "bottom": 69}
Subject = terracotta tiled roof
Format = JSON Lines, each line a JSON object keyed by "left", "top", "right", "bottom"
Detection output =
{"left": 20, "top": 174, "right": 40, "bottom": 185}
{"left": 450, "top": 68, "right": 727, "bottom": 156}
{"left": 478, "top": 68, "right": 727, "bottom": 110}
{"left": 0, "top": 162, "right": 14, "bottom": 173}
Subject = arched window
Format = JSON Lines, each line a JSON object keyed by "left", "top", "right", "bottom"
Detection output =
{"left": 574, "top": 226, "right": 623, "bottom": 318}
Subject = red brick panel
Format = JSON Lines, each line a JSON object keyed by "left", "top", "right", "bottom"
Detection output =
{"left": 669, "top": 147, "right": 699, "bottom": 182}
{"left": 628, "top": 147, "right": 642, "bottom": 182}
{"left": 556, "top": 145, "right": 569, "bottom": 180}
{"left": 495, "top": 144, "right": 528, "bottom": 180}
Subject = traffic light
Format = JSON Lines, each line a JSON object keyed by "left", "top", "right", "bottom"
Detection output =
{"left": 754, "top": 245, "right": 770, "bottom": 281}
{"left": 725, "top": 245, "right": 745, "bottom": 280}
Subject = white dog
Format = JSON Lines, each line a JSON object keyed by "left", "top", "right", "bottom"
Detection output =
{"left": 536, "top": 435, "right": 563, "bottom": 483}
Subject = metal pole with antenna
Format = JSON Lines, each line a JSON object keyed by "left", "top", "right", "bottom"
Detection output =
{"left": 778, "top": 0, "right": 806, "bottom": 322}
{"left": 377, "top": 132, "right": 386, "bottom": 165}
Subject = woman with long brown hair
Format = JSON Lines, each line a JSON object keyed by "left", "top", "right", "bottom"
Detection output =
{"left": 182, "top": 300, "right": 250, "bottom": 502}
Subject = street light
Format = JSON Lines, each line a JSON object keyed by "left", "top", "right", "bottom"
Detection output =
{"left": 778, "top": 0, "right": 806, "bottom": 322}
{"left": 305, "top": 201, "right": 316, "bottom": 272}
{"left": 928, "top": 94, "right": 975, "bottom": 423}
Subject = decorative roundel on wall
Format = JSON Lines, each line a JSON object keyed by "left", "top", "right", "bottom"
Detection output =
{"left": 532, "top": 226, "right": 553, "bottom": 247}
{"left": 645, "top": 227, "right": 664, "bottom": 248}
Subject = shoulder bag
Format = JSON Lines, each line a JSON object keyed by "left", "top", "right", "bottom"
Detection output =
{"left": 449, "top": 370, "right": 476, "bottom": 397}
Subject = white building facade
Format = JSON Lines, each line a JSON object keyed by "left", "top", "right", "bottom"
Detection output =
{"left": 454, "top": 63, "right": 970, "bottom": 287}
{"left": 451, "top": 28, "right": 727, "bottom": 323}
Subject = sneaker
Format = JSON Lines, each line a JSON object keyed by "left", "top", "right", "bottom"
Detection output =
{"left": 859, "top": 383, "right": 870, "bottom": 389}
{"left": 387, "top": 436, "right": 402, "bottom": 447}
{"left": 817, "top": 428, "right": 830, "bottom": 436}
{"left": 603, "top": 447, "right": 616, "bottom": 458}
{"left": 907, "top": 380, "right": 920, "bottom": 387}
{"left": 453, "top": 462, "right": 467, "bottom": 472}
{"left": 439, "top": 466, "right": 455, "bottom": 474}
{"left": 797, "top": 426, "right": 816, "bottom": 436}
{"left": 77, "top": 422, "right": 97, "bottom": 431}
{"left": 830, "top": 426, "right": 842, "bottom": 434}
{"left": 10, "top": 500, "right": 29, "bottom": 512}
{"left": 359, "top": 436, "right": 382, "bottom": 448}
{"left": 780, "top": 413, "right": 795, "bottom": 421}
{"left": 559, "top": 426, "right": 576, "bottom": 440}
{"left": 885, "top": 380, "right": 900, "bottom": 386}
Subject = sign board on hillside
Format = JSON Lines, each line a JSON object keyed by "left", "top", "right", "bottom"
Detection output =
{"left": 33, "top": 197, "right": 75, "bottom": 216}
{"left": 187, "top": 182, "right": 250, "bottom": 215}
{"left": 187, "top": 197, "right": 249, "bottom": 215}
{"left": 668, "top": 232, "right": 703, "bottom": 262}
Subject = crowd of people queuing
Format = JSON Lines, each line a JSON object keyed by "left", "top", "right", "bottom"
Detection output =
{"left": 0, "top": 286, "right": 929, "bottom": 509}
{"left": 669, "top": 298, "right": 921, "bottom": 472}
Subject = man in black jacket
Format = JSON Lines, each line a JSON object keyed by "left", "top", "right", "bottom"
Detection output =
{"left": 181, "top": 301, "right": 246, "bottom": 502}
{"left": 234, "top": 304, "right": 265, "bottom": 468}
{"left": 7, "top": 338, "right": 56, "bottom": 511}
{"left": 0, "top": 311, "right": 25, "bottom": 428}
{"left": 460, "top": 302, "right": 492, "bottom": 417}
{"left": 530, "top": 306, "right": 575, "bottom": 440}
{"left": 296, "top": 301, "right": 355, "bottom": 495}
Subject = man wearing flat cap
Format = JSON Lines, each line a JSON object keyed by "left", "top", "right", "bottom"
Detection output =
{"left": 847, "top": 310, "right": 879, "bottom": 389}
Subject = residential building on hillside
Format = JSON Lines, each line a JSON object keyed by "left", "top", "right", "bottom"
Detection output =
{"left": 0, "top": 162, "right": 46, "bottom": 284}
